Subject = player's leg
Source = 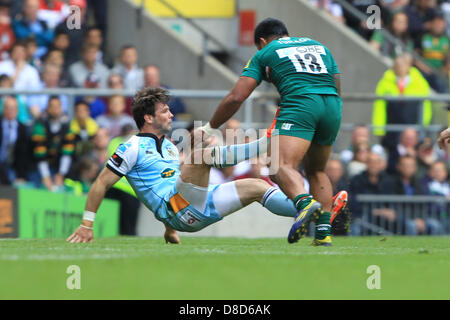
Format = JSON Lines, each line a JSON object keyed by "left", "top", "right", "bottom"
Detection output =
{"left": 302, "top": 143, "right": 333, "bottom": 245}
{"left": 304, "top": 94, "right": 342, "bottom": 246}
{"left": 212, "top": 178, "right": 298, "bottom": 219}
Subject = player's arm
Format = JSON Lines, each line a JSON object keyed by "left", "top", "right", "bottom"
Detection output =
{"left": 66, "top": 167, "right": 121, "bottom": 243}
{"left": 334, "top": 74, "right": 341, "bottom": 96}
{"left": 208, "top": 76, "right": 259, "bottom": 129}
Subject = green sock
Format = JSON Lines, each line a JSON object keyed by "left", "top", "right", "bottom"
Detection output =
{"left": 293, "top": 194, "right": 313, "bottom": 211}
{"left": 315, "top": 211, "right": 331, "bottom": 240}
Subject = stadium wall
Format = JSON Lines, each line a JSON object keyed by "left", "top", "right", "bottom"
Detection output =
{"left": 107, "top": 0, "right": 248, "bottom": 122}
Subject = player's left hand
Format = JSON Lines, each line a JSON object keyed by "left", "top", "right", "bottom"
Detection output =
{"left": 66, "top": 225, "right": 94, "bottom": 243}
{"left": 164, "top": 227, "right": 180, "bottom": 244}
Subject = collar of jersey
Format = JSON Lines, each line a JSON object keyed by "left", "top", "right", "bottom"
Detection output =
{"left": 136, "top": 133, "right": 165, "bottom": 157}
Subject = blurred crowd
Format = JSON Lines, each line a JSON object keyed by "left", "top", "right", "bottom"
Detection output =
{"left": 314, "top": 0, "right": 450, "bottom": 93}
{"left": 0, "top": 0, "right": 449, "bottom": 237}
{"left": 0, "top": 0, "right": 187, "bottom": 190}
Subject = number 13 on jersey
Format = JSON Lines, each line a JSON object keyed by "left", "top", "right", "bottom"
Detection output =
{"left": 277, "top": 45, "right": 328, "bottom": 74}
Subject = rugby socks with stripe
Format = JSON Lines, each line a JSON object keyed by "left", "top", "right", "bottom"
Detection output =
{"left": 261, "top": 187, "right": 297, "bottom": 217}
{"left": 211, "top": 136, "right": 268, "bottom": 168}
{"left": 315, "top": 211, "right": 331, "bottom": 240}
{"left": 293, "top": 194, "right": 313, "bottom": 211}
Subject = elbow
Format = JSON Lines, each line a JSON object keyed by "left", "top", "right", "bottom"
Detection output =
{"left": 228, "top": 92, "right": 246, "bottom": 105}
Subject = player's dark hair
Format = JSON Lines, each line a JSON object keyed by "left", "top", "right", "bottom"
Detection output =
{"left": 132, "top": 87, "right": 170, "bottom": 129}
{"left": 254, "top": 18, "right": 289, "bottom": 46}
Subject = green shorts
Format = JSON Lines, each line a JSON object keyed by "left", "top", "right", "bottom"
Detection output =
{"left": 271, "top": 94, "right": 342, "bottom": 146}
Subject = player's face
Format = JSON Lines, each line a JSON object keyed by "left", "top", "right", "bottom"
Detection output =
{"left": 153, "top": 102, "right": 173, "bottom": 135}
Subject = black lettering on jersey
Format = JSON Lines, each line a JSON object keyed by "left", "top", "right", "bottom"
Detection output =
{"left": 110, "top": 153, "right": 124, "bottom": 167}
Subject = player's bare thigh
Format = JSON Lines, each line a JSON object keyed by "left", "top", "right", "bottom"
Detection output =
{"left": 268, "top": 135, "right": 311, "bottom": 169}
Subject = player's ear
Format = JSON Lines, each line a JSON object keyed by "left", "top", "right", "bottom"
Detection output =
{"left": 144, "top": 114, "right": 153, "bottom": 124}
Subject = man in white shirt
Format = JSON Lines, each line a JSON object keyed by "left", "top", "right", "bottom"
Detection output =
{"left": 0, "top": 41, "right": 40, "bottom": 91}
{"left": 112, "top": 45, "right": 143, "bottom": 90}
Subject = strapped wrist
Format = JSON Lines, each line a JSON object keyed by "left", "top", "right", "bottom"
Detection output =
{"left": 83, "top": 210, "right": 96, "bottom": 222}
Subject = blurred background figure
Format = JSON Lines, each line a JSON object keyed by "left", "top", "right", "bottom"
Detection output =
{"left": 96, "top": 95, "right": 135, "bottom": 138}
{"left": 0, "top": 0, "right": 15, "bottom": 61}
{"left": 143, "top": 65, "right": 187, "bottom": 119}
{"left": 70, "top": 100, "right": 98, "bottom": 159}
{"left": 12, "top": 0, "right": 54, "bottom": 58}
{"left": 31, "top": 95, "right": 74, "bottom": 191}
{"left": 112, "top": 45, "right": 143, "bottom": 89}
{"left": 0, "top": 95, "right": 30, "bottom": 184}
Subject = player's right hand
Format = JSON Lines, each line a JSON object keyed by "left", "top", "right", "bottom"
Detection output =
{"left": 66, "top": 225, "right": 94, "bottom": 243}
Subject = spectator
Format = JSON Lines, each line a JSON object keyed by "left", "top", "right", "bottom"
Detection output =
{"left": 24, "top": 36, "right": 41, "bottom": 69}
{"left": 75, "top": 72, "right": 107, "bottom": 118}
{"left": 405, "top": 0, "right": 437, "bottom": 41}
{"left": 234, "top": 156, "right": 275, "bottom": 186}
{"left": 423, "top": 160, "right": 450, "bottom": 196}
{"left": 416, "top": 136, "right": 440, "bottom": 177}
{"left": 394, "top": 155, "right": 443, "bottom": 234}
{"left": 64, "top": 156, "right": 99, "bottom": 195}
{"left": 84, "top": 26, "right": 112, "bottom": 67}
{"left": 54, "top": 0, "right": 88, "bottom": 66}
{"left": 42, "top": 48, "right": 68, "bottom": 85}
{"left": 0, "top": 0, "right": 15, "bottom": 61}
{"left": 51, "top": 28, "right": 69, "bottom": 55}
{"left": 372, "top": 53, "right": 432, "bottom": 140}
{"left": 31, "top": 96, "right": 75, "bottom": 191}
{"left": 104, "top": 73, "right": 133, "bottom": 115}
{"left": 69, "top": 43, "right": 109, "bottom": 88}
{"left": 0, "top": 41, "right": 40, "bottom": 90}
{"left": 28, "top": 63, "right": 69, "bottom": 117}
{"left": 37, "top": 0, "right": 70, "bottom": 30}
{"left": 0, "top": 96, "right": 30, "bottom": 183}
{"left": 0, "top": 74, "right": 32, "bottom": 125}
{"left": 347, "top": 141, "right": 370, "bottom": 178}
{"left": 105, "top": 124, "right": 140, "bottom": 236}
{"left": 89, "top": 127, "right": 109, "bottom": 166}
{"left": 112, "top": 45, "right": 143, "bottom": 90}
{"left": 143, "top": 65, "right": 187, "bottom": 118}
{"left": 370, "top": 11, "right": 414, "bottom": 58}
{"left": 386, "top": 127, "right": 419, "bottom": 174}
{"left": 340, "top": 125, "right": 384, "bottom": 164}
{"left": 12, "top": 0, "right": 54, "bottom": 58}
{"left": 86, "top": 0, "right": 108, "bottom": 46}
{"left": 310, "top": 0, "right": 345, "bottom": 24}
{"left": 96, "top": 95, "right": 136, "bottom": 138}
{"left": 70, "top": 100, "right": 98, "bottom": 158}
{"left": 349, "top": 152, "right": 416, "bottom": 235}
{"left": 325, "top": 157, "right": 348, "bottom": 194}
{"left": 393, "top": 155, "right": 424, "bottom": 195}
{"left": 416, "top": 11, "right": 449, "bottom": 93}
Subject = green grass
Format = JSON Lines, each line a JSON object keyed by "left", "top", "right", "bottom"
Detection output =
{"left": 0, "top": 236, "right": 449, "bottom": 299}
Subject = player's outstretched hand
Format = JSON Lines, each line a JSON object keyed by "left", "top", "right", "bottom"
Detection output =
{"left": 66, "top": 226, "right": 94, "bottom": 243}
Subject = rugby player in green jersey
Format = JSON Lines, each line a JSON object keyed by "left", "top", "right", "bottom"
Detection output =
{"left": 197, "top": 18, "right": 343, "bottom": 246}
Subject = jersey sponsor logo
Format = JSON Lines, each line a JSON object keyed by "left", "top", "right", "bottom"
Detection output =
{"left": 110, "top": 153, "right": 124, "bottom": 167}
{"left": 161, "top": 168, "right": 176, "bottom": 178}
{"left": 166, "top": 147, "right": 176, "bottom": 158}
{"left": 179, "top": 210, "right": 200, "bottom": 226}
{"left": 117, "top": 143, "right": 131, "bottom": 154}
{"left": 244, "top": 58, "right": 252, "bottom": 69}
{"left": 277, "top": 46, "right": 328, "bottom": 74}
{"left": 281, "top": 123, "right": 294, "bottom": 131}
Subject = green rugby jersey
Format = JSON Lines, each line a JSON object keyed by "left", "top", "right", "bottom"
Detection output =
{"left": 420, "top": 34, "right": 449, "bottom": 69}
{"left": 242, "top": 36, "right": 340, "bottom": 107}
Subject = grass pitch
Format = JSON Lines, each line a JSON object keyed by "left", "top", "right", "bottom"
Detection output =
{"left": 0, "top": 236, "right": 449, "bottom": 300}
